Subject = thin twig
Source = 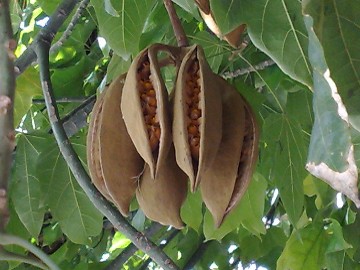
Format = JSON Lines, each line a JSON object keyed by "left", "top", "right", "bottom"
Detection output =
{"left": 221, "top": 59, "right": 276, "bottom": 79}
{"left": 36, "top": 37, "right": 179, "bottom": 270}
{"left": 164, "top": 0, "right": 189, "bottom": 47}
{"left": 0, "top": 0, "right": 16, "bottom": 232}
{"left": 14, "top": 0, "right": 80, "bottom": 77}
{"left": 50, "top": 0, "right": 90, "bottom": 54}
{"left": 0, "top": 233, "right": 59, "bottom": 270}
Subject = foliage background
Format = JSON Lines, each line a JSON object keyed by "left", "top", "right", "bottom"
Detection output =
{"left": 3, "top": 0, "right": 360, "bottom": 269}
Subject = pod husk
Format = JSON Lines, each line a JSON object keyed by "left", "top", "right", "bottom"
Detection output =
{"left": 224, "top": 100, "right": 259, "bottom": 216}
{"left": 173, "top": 45, "right": 222, "bottom": 192}
{"left": 200, "top": 76, "right": 246, "bottom": 227}
{"left": 121, "top": 45, "right": 172, "bottom": 179}
{"left": 86, "top": 90, "right": 113, "bottom": 202}
{"left": 98, "top": 73, "right": 144, "bottom": 216}
{"left": 136, "top": 146, "right": 188, "bottom": 229}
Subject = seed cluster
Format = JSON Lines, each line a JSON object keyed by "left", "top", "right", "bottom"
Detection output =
{"left": 137, "top": 57, "right": 161, "bottom": 152}
{"left": 185, "top": 60, "right": 202, "bottom": 161}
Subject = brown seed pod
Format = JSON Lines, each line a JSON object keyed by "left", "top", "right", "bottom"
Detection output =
{"left": 200, "top": 77, "right": 259, "bottom": 227}
{"left": 121, "top": 45, "right": 174, "bottom": 179}
{"left": 136, "top": 146, "right": 188, "bottom": 229}
{"left": 86, "top": 90, "right": 113, "bottom": 202}
{"left": 173, "top": 45, "right": 222, "bottom": 192}
{"left": 98, "top": 73, "right": 144, "bottom": 216}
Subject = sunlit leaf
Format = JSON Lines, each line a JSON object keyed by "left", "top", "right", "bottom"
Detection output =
{"left": 15, "top": 67, "right": 42, "bottom": 126}
{"left": 181, "top": 190, "right": 203, "bottom": 233}
{"left": 303, "top": 13, "right": 359, "bottom": 207}
{"left": 241, "top": 0, "right": 312, "bottom": 87}
{"left": 91, "top": 0, "right": 157, "bottom": 59}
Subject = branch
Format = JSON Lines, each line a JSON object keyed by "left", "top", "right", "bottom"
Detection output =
{"left": 221, "top": 59, "right": 276, "bottom": 79}
{"left": 105, "top": 222, "right": 164, "bottom": 270}
{"left": 0, "top": 233, "right": 59, "bottom": 270}
{"left": 164, "top": 0, "right": 188, "bottom": 47}
{"left": 183, "top": 238, "right": 212, "bottom": 270}
{"left": 0, "top": 248, "right": 48, "bottom": 270}
{"left": 50, "top": 0, "right": 90, "bottom": 54}
{"left": 14, "top": 0, "right": 80, "bottom": 77}
{"left": 138, "top": 229, "right": 180, "bottom": 270}
{"left": 0, "top": 0, "right": 16, "bottom": 232}
{"left": 36, "top": 37, "right": 179, "bottom": 270}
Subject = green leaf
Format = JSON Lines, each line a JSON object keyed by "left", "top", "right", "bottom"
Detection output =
{"left": 38, "top": 141, "right": 103, "bottom": 244}
{"left": 15, "top": 67, "right": 42, "bottom": 126}
{"left": 10, "top": 134, "right": 50, "bottom": 237}
{"left": 303, "top": 0, "right": 360, "bottom": 130}
{"left": 172, "top": 0, "right": 200, "bottom": 20}
{"left": 106, "top": 54, "right": 131, "bottom": 83}
{"left": 242, "top": 0, "right": 312, "bottom": 87}
{"left": 91, "top": 0, "right": 157, "bottom": 59}
{"left": 209, "top": 0, "right": 243, "bottom": 34}
{"left": 203, "top": 173, "right": 266, "bottom": 240}
{"left": 191, "top": 31, "right": 226, "bottom": 73}
{"left": 303, "top": 174, "right": 335, "bottom": 209}
{"left": 303, "top": 12, "right": 359, "bottom": 207}
{"left": 278, "top": 220, "right": 351, "bottom": 270}
{"left": 181, "top": 190, "right": 203, "bottom": 233}
{"left": 262, "top": 114, "right": 307, "bottom": 225}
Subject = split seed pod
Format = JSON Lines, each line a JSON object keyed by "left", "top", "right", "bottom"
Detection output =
{"left": 86, "top": 90, "right": 113, "bottom": 202}
{"left": 97, "top": 74, "right": 144, "bottom": 216}
{"left": 200, "top": 77, "right": 259, "bottom": 227}
{"left": 136, "top": 146, "right": 188, "bottom": 229}
{"left": 121, "top": 45, "right": 174, "bottom": 179}
{"left": 87, "top": 74, "right": 145, "bottom": 216}
{"left": 173, "top": 45, "right": 222, "bottom": 192}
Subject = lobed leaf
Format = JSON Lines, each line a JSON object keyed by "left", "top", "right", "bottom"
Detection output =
{"left": 38, "top": 141, "right": 103, "bottom": 244}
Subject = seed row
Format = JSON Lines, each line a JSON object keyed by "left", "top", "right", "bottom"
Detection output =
{"left": 137, "top": 58, "right": 161, "bottom": 152}
{"left": 185, "top": 60, "right": 202, "bottom": 161}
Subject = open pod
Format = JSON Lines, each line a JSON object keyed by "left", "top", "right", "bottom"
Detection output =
{"left": 200, "top": 76, "right": 259, "bottom": 227}
{"left": 173, "top": 45, "right": 222, "bottom": 192}
{"left": 98, "top": 74, "right": 144, "bottom": 216}
{"left": 136, "top": 146, "right": 188, "bottom": 229}
{"left": 86, "top": 90, "right": 113, "bottom": 202}
{"left": 121, "top": 44, "right": 180, "bottom": 179}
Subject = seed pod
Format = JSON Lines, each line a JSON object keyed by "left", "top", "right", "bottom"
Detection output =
{"left": 86, "top": 90, "right": 113, "bottom": 202}
{"left": 136, "top": 146, "right": 188, "bottom": 229}
{"left": 98, "top": 73, "right": 144, "bottom": 216}
{"left": 173, "top": 45, "right": 222, "bottom": 192}
{"left": 121, "top": 45, "right": 173, "bottom": 179}
{"left": 200, "top": 77, "right": 259, "bottom": 227}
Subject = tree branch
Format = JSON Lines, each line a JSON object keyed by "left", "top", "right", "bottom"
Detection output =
{"left": 105, "top": 222, "right": 164, "bottom": 270}
{"left": 14, "top": 0, "right": 80, "bottom": 77}
{"left": 36, "top": 37, "right": 179, "bottom": 270}
{"left": 221, "top": 59, "right": 276, "bottom": 79}
{"left": 50, "top": 0, "right": 90, "bottom": 54}
{"left": 0, "top": 0, "right": 16, "bottom": 232}
{"left": 164, "top": 0, "right": 188, "bottom": 47}
{"left": 0, "top": 248, "right": 49, "bottom": 270}
{"left": 0, "top": 233, "right": 59, "bottom": 270}
{"left": 183, "top": 238, "right": 212, "bottom": 270}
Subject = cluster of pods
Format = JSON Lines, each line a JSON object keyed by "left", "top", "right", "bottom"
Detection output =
{"left": 87, "top": 44, "right": 259, "bottom": 229}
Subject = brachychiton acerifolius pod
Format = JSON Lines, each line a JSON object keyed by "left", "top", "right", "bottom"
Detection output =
{"left": 173, "top": 45, "right": 222, "bottom": 192}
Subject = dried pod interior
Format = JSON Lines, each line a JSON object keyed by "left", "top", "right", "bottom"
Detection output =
{"left": 137, "top": 55, "right": 161, "bottom": 154}
{"left": 185, "top": 59, "right": 202, "bottom": 165}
